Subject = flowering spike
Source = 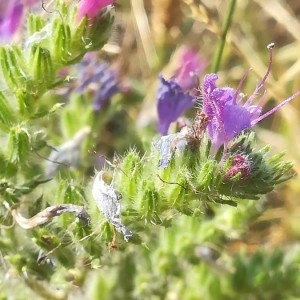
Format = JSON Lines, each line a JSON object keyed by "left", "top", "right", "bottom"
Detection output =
{"left": 202, "top": 43, "right": 300, "bottom": 150}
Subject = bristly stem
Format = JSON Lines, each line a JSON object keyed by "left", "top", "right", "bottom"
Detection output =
{"left": 210, "top": 0, "right": 236, "bottom": 73}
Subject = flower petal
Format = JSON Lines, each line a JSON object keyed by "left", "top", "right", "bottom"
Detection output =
{"left": 206, "top": 103, "right": 252, "bottom": 149}
{"left": 157, "top": 75, "right": 194, "bottom": 135}
{"left": 222, "top": 104, "right": 252, "bottom": 140}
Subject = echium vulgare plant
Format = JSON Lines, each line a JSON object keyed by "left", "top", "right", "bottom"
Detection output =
{"left": 0, "top": 0, "right": 300, "bottom": 299}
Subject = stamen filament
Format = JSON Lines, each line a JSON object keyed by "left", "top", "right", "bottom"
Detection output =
{"left": 252, "top": 90, "right": 300, "bottom": 125}
{"left": 245, "top": 44, "right": 274, "bottom": 106}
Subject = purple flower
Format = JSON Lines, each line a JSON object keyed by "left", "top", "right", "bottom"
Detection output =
{"left": 157, "top": 74, "right": 194, "bottom": 135}
{"left": 156, "top": 47, "right": 206, "bottom": 135}
{"left": 76, "top": 56, "right": 120, "bottom": 111}
{"left": 0, "top": 0, "right": 36, "bottom": 42}
{"left": 93, "top": 67, "right": 119, "bottom": 111}
{"left": 0, "top": 0, "right": 23, "bottom": 42}
{"left": 202, "top": 43, "right": 300, "bottom": 150}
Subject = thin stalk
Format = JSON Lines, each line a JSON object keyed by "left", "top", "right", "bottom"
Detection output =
{"left": 210, "top": 0, "right": 236, "bottom": 73}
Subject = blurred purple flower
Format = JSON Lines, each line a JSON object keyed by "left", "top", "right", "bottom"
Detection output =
{"left": 174, "top": 46, "right": 207, "bottom": 91}
{"left": 0, "top": 1, "right": 22, "bottom": 42}
{"left": 76, "top": 0, "right": 114, "bottom": 22}
{"left": 202, "top": 43, "right": 300, "bottom": 150}
{"left": 157, "top": 74, "right": 194, "bottom": 135}
{"left": 92, "top": 66, "right": 119, "bottom": 111}
{"left": 0, "top": 0, "right": 36, "bottom": 42}
{"left": 76, "top": 57, "right": 120, "bottom": 111}
{"left": 156, "top": 46, "right": 206, "bottom": 135}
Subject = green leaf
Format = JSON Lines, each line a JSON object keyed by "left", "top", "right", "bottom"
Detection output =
{"left": 0, "top": 92, "right": 16, "bottom": 131}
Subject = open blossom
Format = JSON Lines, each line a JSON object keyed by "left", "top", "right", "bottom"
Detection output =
{"left": 76, "top": 0, "right": 114, "bottom": 21}
{"left": 157, "top": 74, "right": 194, "bottom": 135}
{"left": 202, "top": 43, "right": 300, "bottom": 150}
{"left": 157, "top": 47, "right": 206, "bottom": 135}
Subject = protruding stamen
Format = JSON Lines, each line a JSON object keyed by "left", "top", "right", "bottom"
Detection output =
{"left": 252, "top": 90, "right": 300, "bottom": 125}
{"left": 245, "top": 43, "right": 275, "bottom": 106}
{"left": 235, "top": 68, "right": 252, "bottom": 104}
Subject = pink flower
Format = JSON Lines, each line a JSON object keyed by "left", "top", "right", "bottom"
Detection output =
{"left": 174, "top": 46, "right": 207, "bottom": 91}
{"left": 76, "top": 0, "right": 114, "bottom": 22}
{"left": 0, "top": 0, "right": 36, "bottom": 43}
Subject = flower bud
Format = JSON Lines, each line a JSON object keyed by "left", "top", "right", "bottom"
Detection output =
{"left": 31, "top": 46, "right": 54, "bottom": 91}
{"left": 0, "top": 46, "right": 28, "bottom": 90}
{"left": 224, "top": 154, "right": 251, "bottom": 180}
{"left": 76, "top": 0, "right": 115, "bottom": 22}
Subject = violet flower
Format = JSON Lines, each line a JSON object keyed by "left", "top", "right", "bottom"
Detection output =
{"left": 76, "top": 57, "right": 119, "bottom": 111}
{"left": 157, "top": 47, "right": 206, "bottom": 135}
{"left": 93, "top": 68, "right": 119, "bottom": 111}
{"left": 202, "top": 43, "right": 300, "bottom": 150}
{"left": 76, "top": 0, "right": 115, "bottom": 22}
{"left": 0, "top": 0, "right": 37, "bottom": 42}
{"left": 0, "top": 0, "right": 36, "bottom": 42}
{"left": 157, "top": 74, "right": 194, "bottom": 135}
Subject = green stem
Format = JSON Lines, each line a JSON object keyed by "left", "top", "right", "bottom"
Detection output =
{"left": 210, "top": 0, "right": 236, "bottom": 73}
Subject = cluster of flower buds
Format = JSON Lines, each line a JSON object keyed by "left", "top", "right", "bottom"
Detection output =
{"left": 224, "top": 153, "right": 252, "bottom": 180}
